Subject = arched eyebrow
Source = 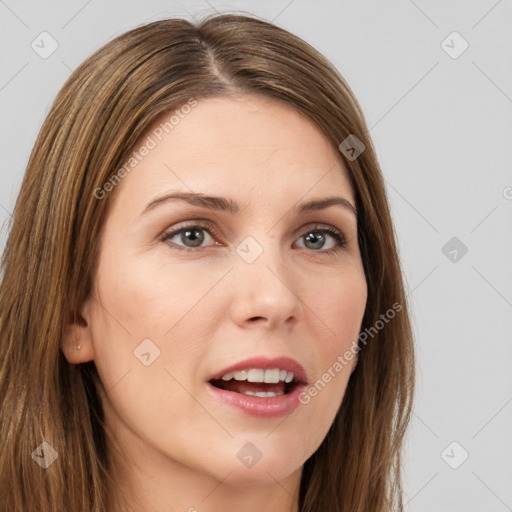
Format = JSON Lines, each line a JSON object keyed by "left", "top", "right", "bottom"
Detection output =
{"left": 141, "top": 191, "right": 358, "bottom": 217}
{"left": 295, "top": 196, "right": 358, "bottom": 216}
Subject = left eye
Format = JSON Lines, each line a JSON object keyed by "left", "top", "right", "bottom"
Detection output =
{"left": 295, "top": 228, "right": 346, "bottom": 252}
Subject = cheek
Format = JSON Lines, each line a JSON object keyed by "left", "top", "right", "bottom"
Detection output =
{"left": 306, "top": 265, "right": 367, "bottom": 350}
{"left": 95, "top": 246, "right": 216, "bottom": 336}
{"left": 329, "top": 275, "right": 366, "bottom": 379}
{"left": 88, "top": 250, "right": 214, "bottom": 427}
{"left": 90, "top": 246, "right": 230, "bottom": 389}
{"left": 295, "top": 267, "right": 366, "bottom": 438}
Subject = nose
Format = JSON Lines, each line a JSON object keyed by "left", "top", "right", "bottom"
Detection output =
{"left": 228, "top": 238, "right": 303, "bottom": 330}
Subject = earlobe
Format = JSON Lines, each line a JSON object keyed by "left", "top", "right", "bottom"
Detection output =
{"left": 61, "top": 310, "right": 95, "bottom": 364}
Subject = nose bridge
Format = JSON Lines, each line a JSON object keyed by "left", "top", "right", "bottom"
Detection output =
{"left": 235, "top": 229, "right": 283, "bottom": 275}
{"left": 230, "top": 231, "right": 302, "bottom": 326}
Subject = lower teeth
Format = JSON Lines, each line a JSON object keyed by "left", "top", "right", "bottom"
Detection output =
{"left": 241, "top": 391, "right": 285, "bottom": 397}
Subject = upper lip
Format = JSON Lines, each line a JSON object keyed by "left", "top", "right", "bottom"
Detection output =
{"left": 207, "top": 356, "right": 308, "bottom": 384}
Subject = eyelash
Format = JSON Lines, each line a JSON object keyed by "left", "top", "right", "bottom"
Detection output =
{"left": 161, "top": 221, "right": 348, "bottom": 256}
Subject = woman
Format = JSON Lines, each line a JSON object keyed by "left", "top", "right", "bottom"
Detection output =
{"left": 0, "top": 13, "right": 415, "bottom": 512}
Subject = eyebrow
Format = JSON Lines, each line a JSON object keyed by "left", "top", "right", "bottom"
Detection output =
{"left": 141, "top": 191, "right": 358, "bottom": 217}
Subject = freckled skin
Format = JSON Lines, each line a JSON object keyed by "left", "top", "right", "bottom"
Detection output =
{"left": 63, "top": 94, "right": 367, "bottom": 512}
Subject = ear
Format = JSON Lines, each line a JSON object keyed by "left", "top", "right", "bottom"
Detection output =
{"left": 61, "top": 300, "right": 95, "bottom": 364}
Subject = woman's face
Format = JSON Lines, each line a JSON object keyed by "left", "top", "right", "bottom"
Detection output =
{"left": 73, "top": 94, "right": 367, "bottom": 493}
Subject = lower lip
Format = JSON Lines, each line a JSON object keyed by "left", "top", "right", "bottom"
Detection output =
{"left": 206, "top": 382, "right": 307, "bottom": 419}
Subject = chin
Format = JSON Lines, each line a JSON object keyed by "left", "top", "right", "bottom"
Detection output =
{"left": 223, "top": 464, "right": 299, "bottom": 487}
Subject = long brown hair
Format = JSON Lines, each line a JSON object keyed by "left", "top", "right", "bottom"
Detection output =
{"left": 0, "top": 13, "right": 415, "bottom": 511}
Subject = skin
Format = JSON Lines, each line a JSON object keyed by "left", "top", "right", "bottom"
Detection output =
{"left": 62, "top": 94, "right": 368, "bottom": 512}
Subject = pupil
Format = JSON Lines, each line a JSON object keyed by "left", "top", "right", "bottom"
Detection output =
{"left": 182, "top": 228, "right": 204, "bottom": 247}
{"left": 305, "top": 232, "right": 324, "bottom": 250}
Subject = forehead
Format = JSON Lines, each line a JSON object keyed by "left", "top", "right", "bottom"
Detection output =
{"left": 109, "top": 94, "right": 354, "bottom": 212}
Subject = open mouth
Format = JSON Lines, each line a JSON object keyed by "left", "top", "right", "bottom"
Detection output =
{"left": 209, "top": 369, "right": 299, "bottom": 398}
{"left": 209, "top": 378, "right": 299, "bottom": 397}
{"left": 206, "top": 362, "right": 308, "bottom": 417}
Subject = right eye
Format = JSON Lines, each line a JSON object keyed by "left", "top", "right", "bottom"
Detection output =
{"left": 161, "top": 222, "right": 221, "bottom": 252}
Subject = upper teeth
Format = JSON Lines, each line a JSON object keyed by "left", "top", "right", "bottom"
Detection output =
{"left": 221, "top": 368, "right": 294, "bottom": 384}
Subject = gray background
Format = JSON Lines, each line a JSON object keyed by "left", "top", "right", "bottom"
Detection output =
{"left": 1, "top": 1, "right": 511, "bottom": 510}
